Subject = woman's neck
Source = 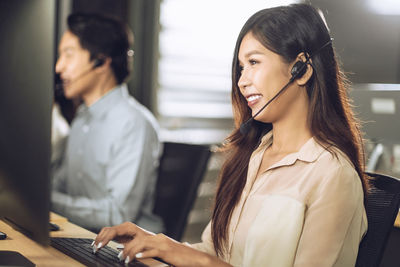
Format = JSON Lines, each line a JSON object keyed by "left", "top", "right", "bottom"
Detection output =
{"left": 269, "top": 112, "right": 312, "bottom": 155}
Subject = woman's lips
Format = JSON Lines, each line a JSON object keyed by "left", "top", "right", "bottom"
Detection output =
{"left": 246, "top": 94, "right": 262, "bottom": 107}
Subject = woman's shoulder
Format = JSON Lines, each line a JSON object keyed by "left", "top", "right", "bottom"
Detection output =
{"left": 312, "top": 142, "right": 360, "bottom": 185}
{"left": 317, "top": 143, "right": 355, "bottom": 169}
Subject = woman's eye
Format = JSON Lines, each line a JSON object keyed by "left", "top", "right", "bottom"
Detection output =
{"left": 249, "top": 59, "right": 258, "bottom": 65}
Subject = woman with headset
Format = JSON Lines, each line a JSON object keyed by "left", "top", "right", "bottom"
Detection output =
{"left": 93, "top": 3, "right": 367, "bottom": 266}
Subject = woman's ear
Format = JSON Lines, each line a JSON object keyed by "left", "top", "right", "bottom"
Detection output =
{"left": 292, "top": 52, "right": 313, "bottom": 86}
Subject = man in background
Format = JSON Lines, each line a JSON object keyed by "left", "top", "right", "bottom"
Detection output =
{"left": 52, "top": 13, "right": 163, "bottom": 233}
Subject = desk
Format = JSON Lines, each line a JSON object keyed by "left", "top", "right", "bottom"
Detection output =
{"left": 0, "top": 213, "right": 167, "bottom": 267}
{"left": 395, "top": 212, "right": 400, "bottom": 228}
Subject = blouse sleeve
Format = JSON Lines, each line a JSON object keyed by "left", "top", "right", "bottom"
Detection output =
{"left": 293, "top": 164, "right": 367, "bottom": 267}
{"left": 190, "top": 221, "right": 217, "bottom": 256}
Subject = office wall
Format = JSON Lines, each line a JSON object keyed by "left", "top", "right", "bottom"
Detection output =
{"left": 310, "top": 0, "right": 400, "bottom": 83}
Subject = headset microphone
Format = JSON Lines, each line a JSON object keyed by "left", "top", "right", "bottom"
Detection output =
{"left": 239, "top": 39, "right": 333, "bottom": 135}
{"left": 55, "top": 58, "right": 105, "bottom": 96}
{"left": 239, "top": 78, "right": 295, "bottom": 135}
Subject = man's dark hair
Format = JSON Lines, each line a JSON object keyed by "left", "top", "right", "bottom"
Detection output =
{"left": 67, "top": 13, "right": 132, "bottom": 84}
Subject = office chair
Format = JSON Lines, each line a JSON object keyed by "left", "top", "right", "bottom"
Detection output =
{"left": 153, "top": 142, "right": 212, "bottom": 241}
{"left": 355, "top": 172, "right": 400, "bottom": 267}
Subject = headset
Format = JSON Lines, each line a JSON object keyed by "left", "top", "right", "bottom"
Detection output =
{"left": 92, "top": 58, "right": 105, "bottom": 69}
{"left": 240, "top": 38, "right": 333, "bottom": 135}
{"left": 55, "top": 57, "right": 105, "bottom": 96}
{"left": 289, "top": 39, "right": 333, "bottom": 81}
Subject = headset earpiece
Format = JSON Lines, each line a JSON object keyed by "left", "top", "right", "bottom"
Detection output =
{"left": 290, "top": 61, "right": 307, "bottom": 79}
{"left": 93, "top": 58, "right": 105, "bottom": 69}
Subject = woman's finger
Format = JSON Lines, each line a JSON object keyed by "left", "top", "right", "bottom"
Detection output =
{"left": 121, "top": 238, "right": 147, "bottom": 263}
{"left": 94, "top": 222, "right": 136, "bottom": 248}
{"left": 134, "top": 248, "right": 160, "bottom": 260}
{"left": 123, "top": 233, "right": 171, "bottom": 263}
{"left": 93, "top": 227, "right": 116, "bottom": 252}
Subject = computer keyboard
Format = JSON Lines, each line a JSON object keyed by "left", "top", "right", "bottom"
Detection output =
{"left": 50, "top": 237, "right": 149, "bottom": 267}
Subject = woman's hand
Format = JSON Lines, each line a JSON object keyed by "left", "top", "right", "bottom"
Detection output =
{"left": 93, "top": 222, "right": 154, "bottom": 252}
{"left": 119, "top": 232, "right": 231, "bottom": 267}
{"left": 93, "top": 222, "right": 231, "bottom": 267}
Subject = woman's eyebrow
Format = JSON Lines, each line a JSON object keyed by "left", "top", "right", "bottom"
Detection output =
{"left": 244, "top": 50, "right": 264, "bottom": 58}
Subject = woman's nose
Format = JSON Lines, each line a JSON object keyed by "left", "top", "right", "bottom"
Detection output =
{"left": 238, "top": 69, "right": 251, "bottom": 92}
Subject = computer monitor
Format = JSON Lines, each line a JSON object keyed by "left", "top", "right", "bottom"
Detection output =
{"left": 0, "top": 0, "right": 56, "bottom": 248}
{"left": 349, "top": 83, "right": 400, "bottom": 172}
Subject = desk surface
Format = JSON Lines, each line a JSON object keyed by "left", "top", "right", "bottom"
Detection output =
{"left": 2, "top": 212, "right": 400, "bottom": 266}
{"left": 0, "top": 213, "right": 167, "bottom": 267}
{"left": 395, "top": 212, "right": 400, "bottom": 228}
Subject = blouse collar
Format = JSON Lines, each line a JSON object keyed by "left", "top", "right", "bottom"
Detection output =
{"left": 255, "top": 131, "right": 327, "bottom": 171}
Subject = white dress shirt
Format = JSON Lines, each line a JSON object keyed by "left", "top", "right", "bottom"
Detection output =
{"left": 51, "top": 103, "right": 69, "bottom": 165}
{"left": 52, "top": 84, "right": 164, "bottom": 233}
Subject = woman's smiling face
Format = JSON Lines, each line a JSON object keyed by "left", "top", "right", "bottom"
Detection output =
{"left": 237, "top": 32, "right": 298, "bottom": 123}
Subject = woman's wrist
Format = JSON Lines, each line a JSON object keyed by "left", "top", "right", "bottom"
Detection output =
{"left": 196, "top": 252, "right": 232, "bottom": 267}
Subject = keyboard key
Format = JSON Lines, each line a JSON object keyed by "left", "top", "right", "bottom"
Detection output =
{"left": 51, "top": 237, "right": 150, "bottom": 267}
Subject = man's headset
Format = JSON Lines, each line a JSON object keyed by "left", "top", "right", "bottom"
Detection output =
{"left": 92, "top": 58, "right": 105, "bottom": 69}
{"left": 239, "top": 39, "right": 333, "bottom": 135}
{"left": 55, "top": 58, "right": 105, "bottom": 96}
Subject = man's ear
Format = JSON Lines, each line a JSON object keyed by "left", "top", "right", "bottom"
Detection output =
{"left": 93, "top": 57, "right": 111, "bottom": 71}
{"left": 291, "top": 52, "right": 313, "bottom": 86}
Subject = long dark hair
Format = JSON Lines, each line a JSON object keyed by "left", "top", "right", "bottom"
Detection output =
{"left": 211, "top": 3, "right": 367, "bottom": 257}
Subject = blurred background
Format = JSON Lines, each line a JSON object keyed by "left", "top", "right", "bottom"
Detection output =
{"left": 1, "top": 0, "right": 400, "bottom": 262}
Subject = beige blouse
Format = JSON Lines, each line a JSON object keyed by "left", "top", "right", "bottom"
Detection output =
{"left": 193, "top": 132, "right": 367, "bottom": 267}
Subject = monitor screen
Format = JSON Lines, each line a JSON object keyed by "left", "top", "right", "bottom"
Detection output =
{"left": 0, "top": 0, "right": 56, "bottom": 246}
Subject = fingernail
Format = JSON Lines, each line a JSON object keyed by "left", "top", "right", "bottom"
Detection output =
{"left": 93, "top": 246, "right": 97, "bottom": 254}
{"left": 135, "top": 252, "right": 143, "bottom": 258}
{"left": 125, "top": 256, "right": 130, "bottom": 264}
{"left": 118, "top": 251, "right": 124, "bottom": 261}
{"left": 91, "top": 241, "right": 95, "bottom": 246}
{"left": 97, "top": 242, "right": 102, "bottom": 249}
